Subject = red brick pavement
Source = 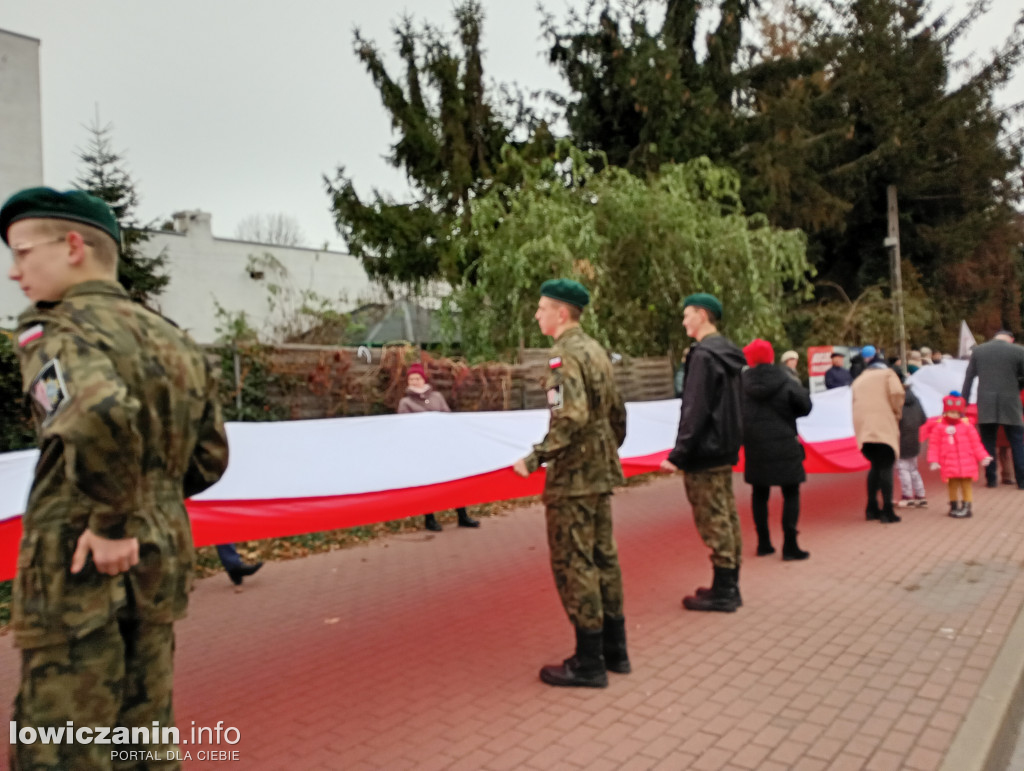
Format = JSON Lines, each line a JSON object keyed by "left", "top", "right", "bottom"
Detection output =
{"left": 2, "top": 469, "right": 1024, "bottom": 770}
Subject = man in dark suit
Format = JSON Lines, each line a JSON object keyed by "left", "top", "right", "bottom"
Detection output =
{"left": 962, "top": 330, "right": 1024, "bottom": 488}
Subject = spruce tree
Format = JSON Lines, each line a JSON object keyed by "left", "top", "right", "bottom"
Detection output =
{"left": 326, "top": 1, "right": 551, "bottom": 288}
{"left": 739, "top": 0, "right": 1024, "bottom": 332}
{"left": 74, "top": 119, "right": 169, "bottom": 304}
{"left": 543, "top": 0, "right": 756, "bottom": 172}
{"left": 0, "top": 334, "right": 35, "bottom": 451}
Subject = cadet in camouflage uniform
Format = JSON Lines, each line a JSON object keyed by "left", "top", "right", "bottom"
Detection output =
{"left": 3, "top": 188, "right": 229, "bottom": 770}
{"left": 513, "top": 279, "right": 629, "bottom": 688}
{"left": 661, "top": 293, "right": 746, "bottom": 613}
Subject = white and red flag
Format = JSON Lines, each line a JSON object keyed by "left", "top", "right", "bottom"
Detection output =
{"left": 0, "top": 361, "right": 969, "bottom": 581}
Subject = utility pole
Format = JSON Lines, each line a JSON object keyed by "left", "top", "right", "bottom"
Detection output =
{"left": 885, "top": 185, "right": 908, "bottom": 376}
{"left": 233, "top": 345, "right": 243, "bottom": 417}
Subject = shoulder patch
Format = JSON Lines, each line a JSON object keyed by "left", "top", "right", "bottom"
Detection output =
{"left": 547, "top": 384, "right": 564, "bottom": 410}
{"left": 18, "top": 324, "right": 44, "bottom": 348}
{"left": 29, "top": 358, "right": 69, "bottom": 420}
{"left": 549, "top": 356, "right": 562, "bottom": 369}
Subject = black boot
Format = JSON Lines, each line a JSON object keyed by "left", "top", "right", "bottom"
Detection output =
{"left": 879, "top": 503, "right": 901, "bottom": 523}
{"left": 684, "top": 566, "right": 740, "bottom": 612}
{"left": 950, "top": 501, "right": 971, "bottom": 519}
{"left": 602, "top": 616, "right": 631, "bottom": 674}
{"left": 540, "top": 627, "right": 608, "bottom": 688}
{"left": 752, "top": 500, "right": 774, "bottom": 555}
{"left": 782, "top": 532, "right": 809, "bottom": 561}
{"left": 456, "top": 508, "right": 480, "bottom": 528}
{"left": 695, "top": 571, "right": 743, "bottom": 606}
{"left": 228, "top": 561, "right": 262, "bottom": 586}
{"left": 424, "top": 514, "right": 442, "bottom": 532}
{"left": 780, "top": 489, "right": 806, "bottom": 560}
{"left": 865, "top": 504, "right": 881, "bottom": 521}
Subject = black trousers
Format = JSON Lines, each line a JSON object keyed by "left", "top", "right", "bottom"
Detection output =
{"left": 751, "top": 483, "right": 801, "bottom": 544}
{"left": 978, "top": 424, "right": 1024, "bottom": 488}
{"left": 860, "top": 443, "right": 895, "bottom": 514}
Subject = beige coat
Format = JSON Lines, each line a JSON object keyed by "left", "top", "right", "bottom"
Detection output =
{"left": 851, "top": 365, "right": 906, "bottom": 457}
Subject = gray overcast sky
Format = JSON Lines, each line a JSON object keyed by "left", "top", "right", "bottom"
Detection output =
{"left": 2, "top": 1, "right": 1020, "bottom": 252}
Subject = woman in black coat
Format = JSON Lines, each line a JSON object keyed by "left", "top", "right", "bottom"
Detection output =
{"left": 741, "top": 339, "right": 814, "bottom": 560}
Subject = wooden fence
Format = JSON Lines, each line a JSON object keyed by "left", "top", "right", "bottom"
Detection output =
{"left": 215, "top": 344, "right": 676, "bottom": 420}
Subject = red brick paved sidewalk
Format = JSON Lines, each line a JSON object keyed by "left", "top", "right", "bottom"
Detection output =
{"left": 2, "top": 469, "right": 1023, "bottom": 769}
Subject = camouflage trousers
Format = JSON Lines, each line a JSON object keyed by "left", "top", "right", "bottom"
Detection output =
{"left": 545, "top": 494, "right": 625, "bottom": 631}
{"left": 12, "top": 617, "right": 180, "bottom": 771}
{"left": 683, "top": 467, "right": 743, "bottom": 569}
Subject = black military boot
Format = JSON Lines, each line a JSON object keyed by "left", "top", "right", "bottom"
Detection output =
{"left": 782, "top": 531, "right": 809, "bottom": 561}
{"left": 456, "top": 508, "right": 480, "bottom": 528}
{"left": 602, "top": 616, "right": 631, "bottom": 674}
{"left": 684, "top": 566, "right": 740, "bottom": 612}
{"left": 694, "top": 568, "right": 743, "bottom": 606}
{"left": 540, "top": 627, "right": 608, "bottom": 688}
{"left": 424, "top": 514, "right": 442, "bottom": 531}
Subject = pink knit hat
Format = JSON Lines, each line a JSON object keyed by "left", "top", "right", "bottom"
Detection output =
{"left": 407, "top": 363, "right": 428, "bottom": 382}
{"left": 942, "top": 393, "right": 966, "bottom": 413}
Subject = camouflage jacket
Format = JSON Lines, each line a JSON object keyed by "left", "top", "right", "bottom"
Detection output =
{"left": 523, "top": 326, "right": 627, "bottom": 500}
{"left": 12, "top": 280, "right": 228, "bottom": 648}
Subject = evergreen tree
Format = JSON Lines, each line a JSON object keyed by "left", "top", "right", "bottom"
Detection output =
{"left": 326, "top": 1, "right": 551, "bottom": 287}
{"left": 543, "top": 0, "right": 755, "bottom": 172}
{"left": 739, "top": 0, "right": 1024, "bottom": 333}
{"left": 74, "top": 119, "right": 169, "bottom": 304}
{"left": 544, "top": 0, "right": 1023, "bottom": 337}
{"left": 0, "top": 334, "right": 35, "bottom": 452}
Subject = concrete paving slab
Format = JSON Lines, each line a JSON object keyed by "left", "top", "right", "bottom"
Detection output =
{"left": 2, "top": 469, "right": 1023, "bottom": 769}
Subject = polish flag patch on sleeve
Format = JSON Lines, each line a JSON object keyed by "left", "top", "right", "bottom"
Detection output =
{"left": 549, "top": 357, "right": 562, "bottom": 369}
{"left": 18, "top": 324, "right": 44, "bottom": 348}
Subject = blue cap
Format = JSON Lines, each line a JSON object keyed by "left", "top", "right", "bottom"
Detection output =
{"left": 861, "top": 345, "right": 876, "bottom": 360}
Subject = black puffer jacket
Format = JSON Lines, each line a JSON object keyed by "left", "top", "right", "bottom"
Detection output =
{"left": 668, "top": 333, "right": 746, "bottom": 472}
{"left": 741, "top": 363, "right": 813, "bottom": 487}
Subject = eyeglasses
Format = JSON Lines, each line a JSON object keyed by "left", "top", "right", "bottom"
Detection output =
{"left": 8, "top": 237, "right": 66, "bottom": 261}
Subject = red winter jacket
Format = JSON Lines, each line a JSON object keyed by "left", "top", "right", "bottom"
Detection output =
{"left": 926, "top": 419, "right": 990, "bottom": 481}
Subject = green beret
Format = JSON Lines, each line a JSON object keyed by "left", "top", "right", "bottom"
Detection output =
{"left": 0, "top": 187, "right": 120, "bottom": 249}
{"left": 540, "top": 278, "right": 590, "bottom": 309}
{"left": 683, "top": 292, "right": 723, "bottom": 320}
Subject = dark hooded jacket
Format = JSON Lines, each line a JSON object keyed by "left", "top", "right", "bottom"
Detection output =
{"left": 898, "top": 386, "right": 927, "bottom": 459}
{"left": 741, "top": 364, "right": 813, "bottom": 487}
{"left": 668, "top": 332, "right": 746, "bottom": 472}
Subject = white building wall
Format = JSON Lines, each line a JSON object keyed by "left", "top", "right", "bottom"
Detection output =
{"left": 1, "top": 210, "right": 376, "bottom": 342}
{"left": 0, "top": 29, "right": 43, "bottom": 203}
{"left": 148, "top": 211, "right": 374, "bottom": 343}
{"left": 0, "top": 29, "right": 44, "bottom": 327}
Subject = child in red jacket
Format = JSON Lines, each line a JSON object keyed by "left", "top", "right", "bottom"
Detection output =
{"left": 927, "top": 393, "right": 992, "bottom": 519}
